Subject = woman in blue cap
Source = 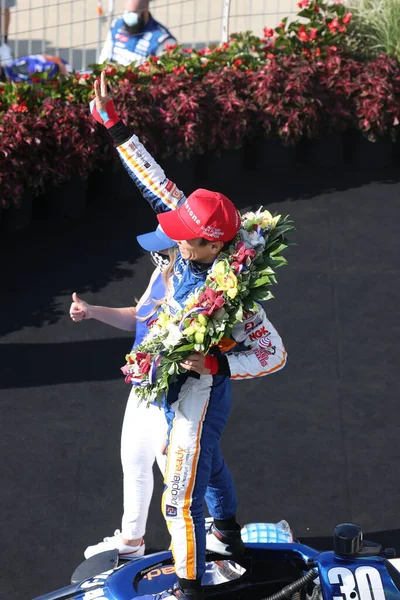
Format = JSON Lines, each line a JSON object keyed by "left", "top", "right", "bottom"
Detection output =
{"left": 70, "top": 225, "right": 177, "bottom": 560}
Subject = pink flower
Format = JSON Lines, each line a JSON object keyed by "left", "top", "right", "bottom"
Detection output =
{"left": 263, "top": 27, "right": 275, "bottom": 38}
{"left": 309, "top": 28, "right": 318, "bottom": 40}
{"left": 198, "top": 288, "right": 225, "bottom": 316}
{"left": 297, "top": 0, "right": 309, "bottom": 7}
{"left": 297, "top": 25, "right": 309, "bottom": 42}
{"left": 231, "top": 241, "right": 256, "bottom": 268}
{"left": 328, "top": 17, "right": 340, "bottom": 33}
{"left": 11, "top": 100, "right": 28, "bottom": 112}
{"left": 342, "top": 12, "right": 352, "bottom": 24}
{"left": 135, "top": 352, "right": 152, "bottom": 375}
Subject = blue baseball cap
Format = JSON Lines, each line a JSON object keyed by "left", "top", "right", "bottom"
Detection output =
{"left": 136, "top": 225, "right": 177, "bottom": 252}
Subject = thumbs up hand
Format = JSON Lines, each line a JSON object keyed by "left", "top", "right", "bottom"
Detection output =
{"left": 70, "top": 292, "right": 91, "bottom": 322}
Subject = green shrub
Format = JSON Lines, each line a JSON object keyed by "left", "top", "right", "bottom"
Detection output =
{"left": 346, "top": 0, "right": 400, "bottom": 62}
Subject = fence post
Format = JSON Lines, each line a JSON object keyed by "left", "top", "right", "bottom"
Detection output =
{"left": 221, "top": 0, "right": 231, "bottom": 44}
{"left": 97, "top": 0, "right": 103, "bottom": 62}
{"left": 0, "top": 0, "right": 5, "bottom": 62}
{"left": 108, "top": 0, "right": 115, "bottom": 32}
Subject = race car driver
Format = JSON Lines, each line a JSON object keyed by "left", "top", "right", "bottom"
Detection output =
{"left": 90, "top": 71, "right": 287, "bottom": 600}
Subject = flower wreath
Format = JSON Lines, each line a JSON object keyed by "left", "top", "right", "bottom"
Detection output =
{"left": 122, "top": 208, "right": 294, "bottom": 405}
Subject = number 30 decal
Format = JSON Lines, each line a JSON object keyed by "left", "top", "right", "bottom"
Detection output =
{"left": 328, "top": 567, "right": 386, "bottom": 600}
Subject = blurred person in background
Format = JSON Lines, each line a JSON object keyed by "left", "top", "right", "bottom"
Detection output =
{"left": 98, "top": 0, "right": 176, "bottom": 67}
{"left": 0, "top": 54, "right": 72, "bottom": 82}
{"left": 0, "top": 0, "right": 15, "bottom": 65}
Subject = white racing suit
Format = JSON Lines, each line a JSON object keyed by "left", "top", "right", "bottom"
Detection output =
{"left": 107, "top": 124, "right": 287, "bottom": 582}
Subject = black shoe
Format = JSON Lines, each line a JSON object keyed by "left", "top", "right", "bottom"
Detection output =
{"left": 206, "top": 522, "right": 245, "bottom": 556}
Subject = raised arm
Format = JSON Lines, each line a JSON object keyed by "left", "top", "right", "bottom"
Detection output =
{"left": 90, "top": 71, "right": 185, "bottom": 214}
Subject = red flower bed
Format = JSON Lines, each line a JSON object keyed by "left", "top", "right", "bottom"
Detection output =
{"left": 0, "top": 53, "right": 399, "bottom": 210}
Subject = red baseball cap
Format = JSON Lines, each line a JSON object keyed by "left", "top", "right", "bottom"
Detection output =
{"left": 157, "top": 189, "right": 241, "bottom": 243}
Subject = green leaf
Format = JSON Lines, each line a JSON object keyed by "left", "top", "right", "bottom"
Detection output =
{"left": 269, "top": 243, "right": 288, "bottom": 257}
{"left": 243, "top": 297, "right": 257, "bottom": 313}
{"left": 250, "top": 275, "right": 271, "bottom": 288}
{"left": 250, "top": 288, "right": 275, "bottom": 302}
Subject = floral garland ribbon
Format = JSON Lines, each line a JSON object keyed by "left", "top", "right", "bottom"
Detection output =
{"left": 121, "top": 208, "right": 294, "bottom": 406}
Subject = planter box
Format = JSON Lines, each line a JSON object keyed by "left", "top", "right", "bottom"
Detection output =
{"left": 37, "top": 176, "right": 88, "bottom": 219}
{"left": 348, "top": 132, "right": 395, "bottom": 172}
{"left": 1, "top": 192, "right": 33, "bottom": 234}
{"left": 199, "top": 148, "right": 245, "bottom": 193}
{"left": 306, "top": 133, "right": 345, "bottom": 169}
{"left": 259, "top": 138, "right": 297, "bottom": 172}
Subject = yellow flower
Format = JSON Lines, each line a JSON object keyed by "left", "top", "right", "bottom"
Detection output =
{"left": 272, "top": 214, "right": 281, "bottom": 227}
{"left": 157, "top": 312, "right": 170, "bottom": 327}
{"left": 215, "top": 271, "right": 238, "bottom": 299}
{"left": 195, "top": 331, "right": 205, "bottom": 344}
{"left": 197, "top": 314, "right": 208, "bottom": 326}
{"left": 260, "top": 210, "right": 273, "bottom": 228}
{"left": 212, "top": 260, "right": 227, "bottom": 276}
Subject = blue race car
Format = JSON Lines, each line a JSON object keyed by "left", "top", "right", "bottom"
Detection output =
{"left": 32, "top": 521, "right": 400, "bottom": 600}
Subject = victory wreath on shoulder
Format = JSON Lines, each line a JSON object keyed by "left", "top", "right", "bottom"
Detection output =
{"left": 121, "top": 208, "right": 294, "bottom": 405}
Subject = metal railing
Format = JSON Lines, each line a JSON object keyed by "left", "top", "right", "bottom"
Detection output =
{"left": 1, "top": 0, "right": 298, "bottom": 70}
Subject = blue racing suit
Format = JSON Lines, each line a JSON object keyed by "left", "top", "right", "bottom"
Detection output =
{"left": 98, "top": 16, "right": 176, "bottom": 66}
{"left": 106, "top": 123, "right": 287, "bottom": 582}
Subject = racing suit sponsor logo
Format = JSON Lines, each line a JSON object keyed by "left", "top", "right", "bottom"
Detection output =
{"left": 259, "top": 336, "right": 272, "bottom": 350}
{"left": 170, "top": 446, "right": 186, "bottom": 507}
{"left": 254, "top": 348, "right": 271, "bottom": 367}
{"left": 145, "top": 566, "right": 175, "bottom": 580}
{"left": 244, "top": 314, "right": 263, "bottom": 333}
{"left": 183, "top": 200, "right": 201, "bottom": 224}
{"left": 115, "top": 33, "right": 129, "bottom": 42}
{"left": 166, "top": 504, "right": 177, "bottom": 517}
{"left": 249, "top": 326, "right": 271, "bottom": 342}
{"left": 171, "top": 187, "right": 183, "bottom": 200}
{"left": 243, "top": 311, "right": 256, "bottom": 319}
{"left": 127, "top": 144, "right": 151, "bottom": 169}
{"left": 165, "top": 179, "right": 174, "bottom": 192}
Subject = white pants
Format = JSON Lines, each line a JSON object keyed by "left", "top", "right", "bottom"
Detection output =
{"left": 121, "top": 387, "right": 168, "bottom": 540}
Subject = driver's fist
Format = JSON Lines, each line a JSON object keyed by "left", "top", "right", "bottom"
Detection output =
{"left": 70, "top": 292, "right": 90, "bottom": 322}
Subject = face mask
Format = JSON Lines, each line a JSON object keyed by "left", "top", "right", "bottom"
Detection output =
{"left": 123, "top": 10, "right": 139, "bottom": 27}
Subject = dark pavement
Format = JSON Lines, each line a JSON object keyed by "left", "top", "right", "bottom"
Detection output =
{"left": 1, "top": 161, "right": 399, "bottom": 599}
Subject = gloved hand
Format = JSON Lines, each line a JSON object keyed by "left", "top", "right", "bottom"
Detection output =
{"left": 90, "top": 70, "right": 120, "bottom": 129}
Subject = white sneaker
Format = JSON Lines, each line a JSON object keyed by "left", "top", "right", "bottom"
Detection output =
{"left": 84, "top": 529, "right": 145, "bottom": 560}
{"left": 0, "top": 43, "right": 13, "bottom": 67}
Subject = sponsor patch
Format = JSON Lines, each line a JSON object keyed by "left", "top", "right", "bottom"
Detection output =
{"left": 243, "top": 310, "right": 257, "bottom": 319}
{"left": 254, "top": 348, "right": 270, "bottom": 367}
{"left": 171, "top": 187, "right": 183, "bottom": 200}
{"left": 166, "top": 504, "right": 177, "bottom": 517}
{"left": 249, "top": 325, "right": 271, "bottom": 342}
{"left": 259, "top": 336, "right": 272, "bottom": 350}
{"left": 165, "top": 179, "right": 174, "bottom": 192}
{"left": 145, "top": 566, "right": 175, "bottom": 580}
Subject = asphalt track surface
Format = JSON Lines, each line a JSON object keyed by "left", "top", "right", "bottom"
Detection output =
{"left": 1, "top": 157, "right": 399, "bottom": 599}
